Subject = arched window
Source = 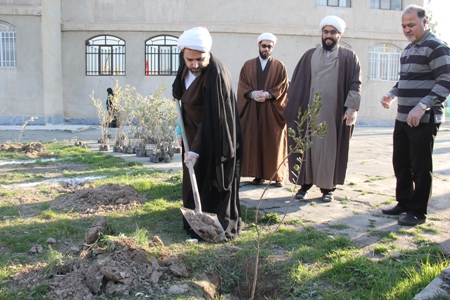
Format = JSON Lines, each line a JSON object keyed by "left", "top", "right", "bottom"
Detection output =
{"left": 0, "top": 21, "right": 16, "bottom": 68}
{"left": 368, "top": 44, "right": 401, "bottom": 81}
{"left": 86, "top": 35, "right": 125, "bottom": 76}
{"left": 145, "top": 35, "right": 180, "bottom": 76}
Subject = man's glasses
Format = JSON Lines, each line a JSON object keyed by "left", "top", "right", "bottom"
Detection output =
{"left": 260, "top": 44, "right": 273, "bottom": 49}
{"left": 322, "top": 29, "right": 338, "bottom": 35}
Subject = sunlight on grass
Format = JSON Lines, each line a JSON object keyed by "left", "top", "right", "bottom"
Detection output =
{"left": 328, "top": 223, "right": 350, "bottom": 230}
{"left": 38, "top": 209, "right": 57, "bottom": 220}
{"left": 364, "top": 176, "right": 388, "bottom": 182}
{"left": 1, "top": 142, "right": 448, "bottom": 299}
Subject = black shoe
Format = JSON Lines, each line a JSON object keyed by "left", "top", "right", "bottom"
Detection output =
{"left": 398, "top": 214, "right": 425, "bottom": 226}
{"left": 295, "top": 189, "right": 309, "bottom": 199}
{"left": 275, "top": 180, "right": 284, "bottom": 187}
{"left": 252, "top": 178, "right": 264, "bottom": 185}
{"left": 382, "top": 205, "right": 407, "bottom": 215}
{"left": 322, "top": 192, "right": 334, "bottom": 202}
{"left": 185, "top": 228, "right": 204, "bottom": 241}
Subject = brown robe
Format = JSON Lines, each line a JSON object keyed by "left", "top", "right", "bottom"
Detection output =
{"left": 283, "top": 46, "right": 361, "bottom": 187}
{"left": 172, "top": 52, "right": 243, "bottom": 240}
{"left": 237, "top": 57, "right": 289, "bottom": 181}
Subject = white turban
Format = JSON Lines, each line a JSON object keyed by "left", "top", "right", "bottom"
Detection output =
{"left": 257, "top": 32, "right": 277, "bottom": 45}
{"left": 319, "top": 16, "right": 346, "bottom": 34}
{"left": 177, "top": 27, "right": 212, "bottom": 53}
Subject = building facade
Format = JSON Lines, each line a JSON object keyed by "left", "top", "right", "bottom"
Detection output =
{"left": 0, "top": 0, "right": 426, "bottom": 125}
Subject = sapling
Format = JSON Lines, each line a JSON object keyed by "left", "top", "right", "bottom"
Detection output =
{"left": 249, "top": 92, "right": 327, "bottom": 300}
{"left": 17, "top": 116, "right": 38, "bottom": 143}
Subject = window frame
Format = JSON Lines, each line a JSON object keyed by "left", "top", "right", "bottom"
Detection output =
{"left": 317, "top": 0, "right": 351, "bottom": 7}
{"left": 0, "top": 21, "right": 16, "bottom": 68}
{"left": 85, "top": 35, "right": 126, "bottom": 76}
{"left": 370, "top": 0, "right": 401, "bottom": 11}
{"left": 145, "top": 35, "right": 180, "bottom": 76}
{"left": 368, "top": 44, "right": 402, "bottom": 82}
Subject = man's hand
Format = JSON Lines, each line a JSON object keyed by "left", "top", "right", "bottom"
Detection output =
{"left": 380, "top": 94, "right": 395, "bottom": 109}
{"left": 343, "top": 108, "right": 357, "bottom": 126}
{"left": 250, "top": 90, "right": 267, "bottom": 102}
{"left": 184, "top": 151, "right": 199, "bottom": 167}
{"left": 407, "top": 104, "right": 426, "bottom": 127}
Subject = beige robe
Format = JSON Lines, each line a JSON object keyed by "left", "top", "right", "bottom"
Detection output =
{"left": 301, "top": 47, "right": 361, "bottom": 189}
{"left": 284, "top": 46, "right": 362, "bottom": 188}
{"left": 303, "top": 48, "right": 339, "bottom": 189}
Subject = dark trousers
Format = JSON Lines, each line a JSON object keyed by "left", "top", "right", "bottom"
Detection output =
{"left": 392, "top": 119, "right": 440, "bottom": 219}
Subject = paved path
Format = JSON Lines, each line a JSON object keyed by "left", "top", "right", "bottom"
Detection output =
{"left": 1, "top": 124, "right": 449, "bottom": 298}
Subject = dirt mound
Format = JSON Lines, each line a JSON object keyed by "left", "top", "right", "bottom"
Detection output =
{"left": 0, "top": 142, "right": 48, "bottom": 158}
{"left": 52, "top": 183, "right": 148, "bottom": 214}
{"left": 11, "top": 218, "right": 195, "bottom": 299}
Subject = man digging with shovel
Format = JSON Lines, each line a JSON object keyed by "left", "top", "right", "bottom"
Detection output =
{"left": 172, "top": 27, "right": 244, "bottom": 242}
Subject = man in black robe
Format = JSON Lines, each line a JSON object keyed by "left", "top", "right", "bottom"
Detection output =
{"left": 172, "top": 27, "right": 243, "bottom": 240}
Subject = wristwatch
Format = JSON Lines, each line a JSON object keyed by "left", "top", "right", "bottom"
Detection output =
{"left": 418, "top": 103, "right": 429, "bottom": 110}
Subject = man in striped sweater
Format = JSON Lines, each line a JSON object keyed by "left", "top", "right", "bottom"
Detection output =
{"left": 380, "top": 5, "right": 450, "bottom": 226}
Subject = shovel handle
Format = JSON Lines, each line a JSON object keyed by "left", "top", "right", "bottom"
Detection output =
{"left": 175, "top": 99, "right": 202, "bottom": 213}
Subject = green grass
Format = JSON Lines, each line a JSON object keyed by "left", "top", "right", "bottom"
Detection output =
{"left": 328, "top": 223, "right": 350, "bottom": 230}
{"left": 0, "top": 142, "right": 448, "bottom": 300}
{"left": 364, "top": 175, "right": 388, "bottom": 182}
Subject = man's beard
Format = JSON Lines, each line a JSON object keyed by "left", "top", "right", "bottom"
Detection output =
{"left": 188, "top": 66, "right": 205, "bottom": 76}
{"left": 259, "top": 50, "right": 270, "bottom": 60}
{"left": 322, "top": 37, "right": 338, "bottom": 51}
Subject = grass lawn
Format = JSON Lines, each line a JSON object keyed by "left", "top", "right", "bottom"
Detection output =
{"left": 0, "top": 142, "right": 448, "bottom": 299}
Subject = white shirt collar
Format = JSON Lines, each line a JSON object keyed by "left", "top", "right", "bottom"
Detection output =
{"left": 259, "top": 56, "right": 269, "bottom": 71}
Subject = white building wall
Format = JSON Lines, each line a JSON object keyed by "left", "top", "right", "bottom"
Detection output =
{"left": 42, "top": 0, "right": 64, "bottom": 124}
{"left": 0, "top": 2, "right": 46, "bottom": 124}
{"left": 0, "top": 0, "right": 427, "bottom": 125}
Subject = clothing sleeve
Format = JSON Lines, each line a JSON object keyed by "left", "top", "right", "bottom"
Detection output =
{"left": 244, "top": 91, "right": 253, "bottom": 100}
{"left": 388, "top": 84, "right": 399, "bottom": 98}
{"left": 424, "top": 45, "right": 450, "bottom": 107}
{"left": 267, "top": 62, "right": 289, "bottom": 102}
{"left": 237, "top": 61, "right": 254, "bottom": 115}
{"left": 344, "top": 90, "right": 360, "bottom": 110}
{"left": 346, "top": 51, "right": 362, "bottom": 110}
{"left": 190, "top": 120, "right": 203, "bottom": 155}
{"left": 176, "top": 121, "right": 181, "bottom": 135}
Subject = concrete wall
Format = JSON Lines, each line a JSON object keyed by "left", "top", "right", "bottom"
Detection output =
{"left": 0, "top": 2, "right": 45, "bottom": 124}
{"left": 42, "top": 0, "right": 64, "bottom": 124}
{"left": 0, "top": 0, "right": 427, "bottom": 125}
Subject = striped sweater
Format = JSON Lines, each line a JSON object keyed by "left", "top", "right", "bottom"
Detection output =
{"left": 389, "top": 30, "right": 450, "bottom": 123}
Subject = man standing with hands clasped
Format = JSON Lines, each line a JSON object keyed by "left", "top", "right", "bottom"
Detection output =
{"left": 380, "top": 5, "right": 450, "bottom": 226}
{"left": 237, "top": 33, "right": 289, "bottom": 187}
{"left": 284, "top": 16, "right": 361, "bottom": 202}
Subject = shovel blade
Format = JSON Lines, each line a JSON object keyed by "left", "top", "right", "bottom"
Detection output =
{"left": 180, "top": 207, "right": 226, "bottom": 243}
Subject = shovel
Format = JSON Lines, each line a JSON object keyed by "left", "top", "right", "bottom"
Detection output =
{"left": 175, "top": 99, "right": 226, "bottom": 243}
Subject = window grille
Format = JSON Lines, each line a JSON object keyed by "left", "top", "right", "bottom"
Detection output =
{"left": 86, "top": 35, "right": 125, "bottom": 76}
{"left": 368, "top": 44, "right": 401, "bottom": 81}
{"left": 370, "top": 0, "right": 401, "bottom": 10}
{"left": 0, "top": 22, "right": 16, "bottom": 68}
{"left": 317, "top": 0, "right": 351, "bottom": 7}
{"left": 145, "top": 35, "right": 180, "bottom": 76}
